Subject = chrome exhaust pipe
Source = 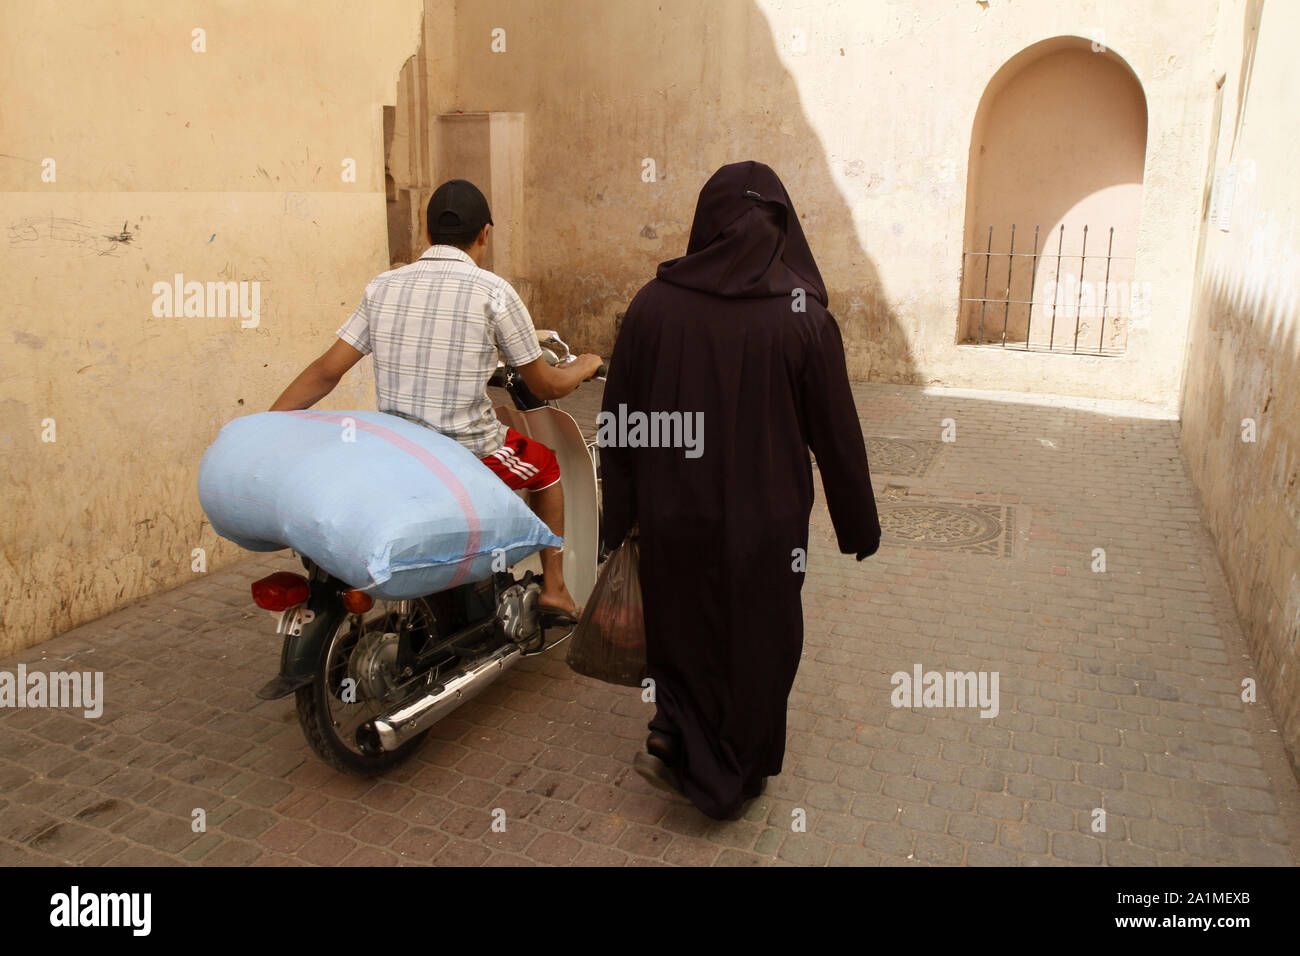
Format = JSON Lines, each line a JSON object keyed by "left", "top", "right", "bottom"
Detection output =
{"left": 364, "top": 642, "right": 523, "bottom": 752}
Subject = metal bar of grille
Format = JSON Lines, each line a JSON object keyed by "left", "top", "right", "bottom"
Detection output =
{"left": 1001, "top": 224, "right": 1015, "bottom": 346}
{"left": 977, "top": 225, "right": 992, "bottom": 346}
{"left": 1025, "top": 225, "right": 1040, "bottom": 350}
{"left": 1073, "top": 224, "right": 1088, "bottom": 353}
{"left": 1099, "top": 226, "right": 1114, "bottom": 353}
{"left": 1049, "top": 224, "right": 1063, "bottom": 350}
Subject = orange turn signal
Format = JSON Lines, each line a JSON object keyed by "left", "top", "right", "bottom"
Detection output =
{"left": 342, "top": 589, "right": 374, "bottom": 614}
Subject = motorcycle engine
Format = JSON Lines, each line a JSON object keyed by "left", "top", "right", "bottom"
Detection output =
{"left": 496, "top": 581, "right": 542, "bottom": 647}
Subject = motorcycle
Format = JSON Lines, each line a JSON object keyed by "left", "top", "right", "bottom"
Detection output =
{"left": 246, "top": 332, "right": 605, "bottom": 775}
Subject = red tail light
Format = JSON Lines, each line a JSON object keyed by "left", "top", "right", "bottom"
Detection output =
{"left": 251, "top": 572, "right": 310, "bottom": 611}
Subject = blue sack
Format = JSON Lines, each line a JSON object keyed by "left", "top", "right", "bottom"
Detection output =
{"left": 198, "top": 410, "right": 562, "bottom": 599}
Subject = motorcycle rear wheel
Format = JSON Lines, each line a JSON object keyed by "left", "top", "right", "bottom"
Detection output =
{"left": 295, "top": 602, "right": 432, "bottom": 776}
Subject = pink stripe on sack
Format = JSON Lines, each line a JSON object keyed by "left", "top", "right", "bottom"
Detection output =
{"left": 286, "top": 410, "right": 482, "bottom": 587}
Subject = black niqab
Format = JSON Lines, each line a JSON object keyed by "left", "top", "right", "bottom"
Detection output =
{"left": 657, "top": 161, "right": 827, "bottom": 304}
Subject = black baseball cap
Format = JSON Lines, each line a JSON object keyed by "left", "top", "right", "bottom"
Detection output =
{"left": 427, "top": 179, "right": 493, "bottom": 240}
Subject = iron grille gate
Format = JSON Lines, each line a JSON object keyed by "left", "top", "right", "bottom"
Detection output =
{"left": 961, "top": 224, "right": 1136, "bottom": 355}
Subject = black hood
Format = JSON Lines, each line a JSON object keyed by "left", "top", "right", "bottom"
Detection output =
{"left": 656, "top": 160, "right": 827, "bottom": 306}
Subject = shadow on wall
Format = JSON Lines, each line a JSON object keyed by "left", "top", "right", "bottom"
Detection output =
{"left": 1230, "top": 0, "right": 1265, "bottom": 157}
{"left": 447, "top": 0, "right": 919, "bottom": 386}
{"left": 1180, "top": 255, "right": 1300, "bottom": 775}
{"left": 960, "top": 37, "right": 1147, "bottom": 353}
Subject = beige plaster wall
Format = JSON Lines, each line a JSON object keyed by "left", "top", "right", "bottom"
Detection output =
{"left": 1179, "top": 0, "right": 1300, "bottom": 773}
{"left": 0, "top": 0, "right": 432, "bottom": 653}
{"left": 450, "top": 0, "right": 1217, "bottom": 404}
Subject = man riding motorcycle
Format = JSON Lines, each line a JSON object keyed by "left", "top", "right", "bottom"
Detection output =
{"left": 269, "top": 179, "right": 602, "bottom": 621}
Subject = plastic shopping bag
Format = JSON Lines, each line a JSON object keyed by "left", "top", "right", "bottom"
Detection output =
{"left": 565, "top": 533, "right": 647, "bottom": 687}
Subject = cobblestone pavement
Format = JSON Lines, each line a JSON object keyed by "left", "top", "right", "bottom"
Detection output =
{"left": 3, "top": 382, "right": 1298, "bottom": 866}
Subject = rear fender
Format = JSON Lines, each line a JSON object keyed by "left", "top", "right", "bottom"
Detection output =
{"left": 255, "top": 570, "right": 347, "bottom": 700}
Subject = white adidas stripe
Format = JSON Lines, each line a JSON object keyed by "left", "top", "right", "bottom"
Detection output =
{"left": 492, "top": 447, "right": 538, "bottom": 481}
{"left": 498, "top": 447, "right": 538, "bottom": 478}
{"left": 490, "top": 449, "right": 529, "bottom": 480}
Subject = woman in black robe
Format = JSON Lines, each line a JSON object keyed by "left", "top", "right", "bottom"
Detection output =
{"left": 599, "top": 161, "right": 881, "bottom": 820}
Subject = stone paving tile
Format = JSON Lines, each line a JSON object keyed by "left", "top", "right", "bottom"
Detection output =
{"left": 1, "top": 383, "right": 1298, "bottom": 866}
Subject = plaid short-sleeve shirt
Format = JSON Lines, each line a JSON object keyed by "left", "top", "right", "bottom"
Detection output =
{"left": 336, "top": 245, "right": 543, "bottom": 457}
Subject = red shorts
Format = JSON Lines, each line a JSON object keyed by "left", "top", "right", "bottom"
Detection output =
{"left": 480, "top": 428, "right": 561, "bottom": 492}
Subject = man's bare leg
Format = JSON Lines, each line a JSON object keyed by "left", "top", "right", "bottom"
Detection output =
{"left": 532, "top": 481, "right": 578, "bottom": 616}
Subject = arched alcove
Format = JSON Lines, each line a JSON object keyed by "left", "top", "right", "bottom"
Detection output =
{"left": 959, "top": 37, "right": 1148, "bottom": 353}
